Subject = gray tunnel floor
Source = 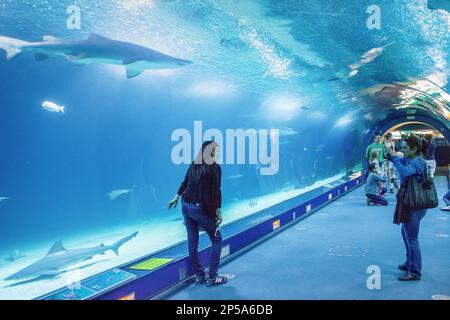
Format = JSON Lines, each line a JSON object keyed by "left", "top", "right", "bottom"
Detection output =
{"left": 165, "top": 176, "right": 450, "bottom": 300}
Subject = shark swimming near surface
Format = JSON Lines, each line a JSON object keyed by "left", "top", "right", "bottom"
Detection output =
{"left": 0, "top": 33, "right": 193, "bottom": 78}
{"left": 4, "top": 232, "right": 138, "bottom": 281}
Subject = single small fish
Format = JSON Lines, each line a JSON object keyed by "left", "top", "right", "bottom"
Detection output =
{"left": 301, "top": 106, "right": 310, "bottom": 110}
{"left": 224, "top": 174, "right": 243, "bottom": 180}
{"left": 107, "top": 189, "right": 133, "bottom": 200}
{"left": 249, "top": 200, "right": 258, "bottom": 208}
{"left": 149, "top": 184, "right": 158, "bottom": 202}
{"left": 0, "top": 196, "right": 9, "bottom": 202}
{"left": 315, "top": 145, "right": 325, "bottom": 152}
{"left": 264, "top": 128, "right": 299, "bottom": 142}
{"left": 219, "top": 37, "right": 246, "bottom": 49}
{"left": 5, "top": 250, "right": 26, "bottom": 262}
{"left": 253, "top": 127, "right": 299, "bottom": 138}
{"left": 348, "top": 69, "right": 359, "bottom": 77}
{"left": 106, "top": 275, "right": 117, "bottom": 283}
{"left": 42, "top": 101, "right": 65, "bottom": 113}
{"left": 276, "top": 127, "right": 299, "bottom": 137}
{"left": 62, "top": 291, "right": 79, "bottom": 300}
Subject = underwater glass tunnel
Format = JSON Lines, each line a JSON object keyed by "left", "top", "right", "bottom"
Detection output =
{"left": 0, "top": 0, "right": 449, "bottom": 300}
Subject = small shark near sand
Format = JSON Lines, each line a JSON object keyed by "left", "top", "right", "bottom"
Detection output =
{"left": 0, "top": 33, "right": 193, "bottom": 78}
{"left": 4, "top": 232, "right": 138, "bottom": 281}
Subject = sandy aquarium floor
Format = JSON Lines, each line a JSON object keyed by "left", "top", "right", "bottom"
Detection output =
{"left": 0, "top": 173, "right": 345, "bottom": 300}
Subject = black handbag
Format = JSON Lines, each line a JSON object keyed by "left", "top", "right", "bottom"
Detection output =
{"left": 402, "top": 160, "right": 439, "bottom": 210}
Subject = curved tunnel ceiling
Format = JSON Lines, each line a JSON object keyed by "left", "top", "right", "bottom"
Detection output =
{"left": 1, "top": 0, "right": 449, "bottom": 133}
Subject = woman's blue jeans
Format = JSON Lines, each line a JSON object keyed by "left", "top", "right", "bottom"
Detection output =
{"left": 182, "top": 201, "right": 222, "bottom": 280}
{"left": 444, "top": 191, "right": 450, "bottom": 206}
{"left": 367, "top": 194, "right": 388, "bottom": 205}
{"left": 401, "top": 209, "right": 427, "bottom": 277}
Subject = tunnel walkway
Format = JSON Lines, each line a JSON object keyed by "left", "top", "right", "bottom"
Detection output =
{"left": 166, "top": 176, "right": 450, "bottom": 300}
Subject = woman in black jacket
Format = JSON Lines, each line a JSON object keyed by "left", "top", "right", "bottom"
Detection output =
{"left": 168, "top": 141, "right": 227, "bottom": 286}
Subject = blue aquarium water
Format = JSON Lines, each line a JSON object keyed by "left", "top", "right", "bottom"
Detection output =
{"left": 0, "top": 0, "right": 449, "bottom": 299}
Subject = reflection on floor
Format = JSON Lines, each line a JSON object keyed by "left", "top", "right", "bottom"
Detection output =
{"left": 167, "top": 176, "right": 450, "bottom": 300}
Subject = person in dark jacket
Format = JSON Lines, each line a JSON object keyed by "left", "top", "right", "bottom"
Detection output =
{"left": 168, "top": 141, "right": 227, "bottom": 287}
{"left": 387, "top": 135, "right": 428, "bottom": 281}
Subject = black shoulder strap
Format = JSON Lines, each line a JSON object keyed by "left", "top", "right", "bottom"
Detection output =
{"left": 421, "top": 158, "right": 430, "bottom": 182}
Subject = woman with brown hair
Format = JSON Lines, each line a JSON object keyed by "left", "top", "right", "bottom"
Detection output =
{"left": 168, "top": 141, "right": 227, "bottom": 287}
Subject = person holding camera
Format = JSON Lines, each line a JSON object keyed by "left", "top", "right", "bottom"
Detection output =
{"left": 387, "top": 135, "right": 431, "bottom": 281}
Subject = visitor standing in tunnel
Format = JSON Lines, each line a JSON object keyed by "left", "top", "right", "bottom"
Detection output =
{"left": 387, "top": 135, "right": 429, "bottom": 281}
{"left": 395, "top": 134, "right": 408, "bottom": 153}
{"left": 168, "top": 141, "right": 227, "bottom": 287}
{"left": 424, "top": 134, "right": 437, "bottom": 179}
{"left": 383, "top": 133, "right": 396, "bottom": 193}
{"left": 366, "top": 132, "right": 387, "bottom": 193}
{"left": 366, "top": 132, "right": 385, "bottom": 165}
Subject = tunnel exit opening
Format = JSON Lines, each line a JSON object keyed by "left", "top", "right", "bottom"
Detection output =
{"left": 362, "top": 115, "right": 450, "bottom": 175}
{"left": 383, "top": 122, "right": 450, "bottom": 175}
